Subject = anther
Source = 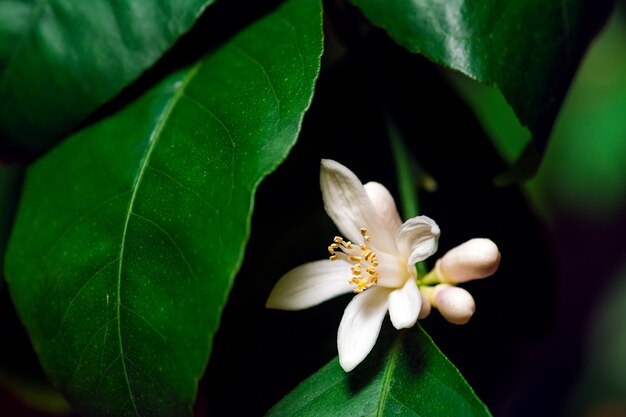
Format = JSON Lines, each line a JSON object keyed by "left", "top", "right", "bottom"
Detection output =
{"left": 326, "top": 230, "right": 381, "bottom": 293}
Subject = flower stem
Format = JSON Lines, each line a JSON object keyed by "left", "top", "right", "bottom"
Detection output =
{"left": 417, "top": 269, "right": 440, "bottom": 286}
{"left": 387, "top": 115, "right": 419, "bottom": 219}
{"left": 384, "top": 113, "right": 429, "bottom": 277}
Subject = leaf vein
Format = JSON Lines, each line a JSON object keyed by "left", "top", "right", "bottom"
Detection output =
{"left": 54, "top": 256, "right": 120, "bottom": 338}
{"left": 43, "top": 191, "right": 131, "bottom": 262}
{"left": 180, "top": 92, "right": 236, "bottom": 213}
{"left": 129, "top": 211, "right": 200, "bottom": 288}
{"left": 231, "top": 44, "right": 281, "bottom": 127}
{"left": 120, "top": 303, "right": 167, "bottom": 342}
{"left": 115, "top": 62, "right": 203, "bottom": 416}
{"left": 376, "top": 335, "right": 402, "bottom": 417}
{"left": 146, "top": 164, "right": 221, "bottom": 213}
{"left": 71, "top": 317, "right": 117, "bottom": 381}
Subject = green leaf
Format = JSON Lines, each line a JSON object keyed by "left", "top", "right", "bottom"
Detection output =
{"left": 267, "top": 326, "right": 491, "bottom": 417}
{"left": 0, "top": 164, "right": 23, "bottom": 278}
{"left": 0, "top": 0, "right": 218, "bottom": 153}
{"left": 526, "top": 10, "right": 626, "bottom": 218}
{"left": 348, "top": 0, "right": 614, "bottom": 150}
{"left": 447, "top": 74, "right": 531, "bottom": 166}
{"left": 4, "top": 0, "right": 323, "bottom": 415}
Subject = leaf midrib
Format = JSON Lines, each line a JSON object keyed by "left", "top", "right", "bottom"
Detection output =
{"left": 115, "top": 63, "right": 202, "bottom": 416}
{"left": 375, "top": 332, "right": 402, "bottom": 417}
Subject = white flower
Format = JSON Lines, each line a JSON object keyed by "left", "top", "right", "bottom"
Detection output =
{"left": 266, "top": 159, "right": 440, "bottom": 372}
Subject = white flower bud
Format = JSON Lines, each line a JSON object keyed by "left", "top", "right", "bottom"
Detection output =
{"left": 418, "top": 289, "right": 431, "bottom": 319}
{"left": 432, "top": 284, "right": 475, "bottom": 325}
{"left": 435, "top": 238, "right": 500, "bottom": 284}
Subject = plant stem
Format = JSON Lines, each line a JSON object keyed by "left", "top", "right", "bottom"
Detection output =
{"left": 387, "top": 115, "right": 419, "bottom": 219}
{"left": 384, "top": 114, "right": 428, "bottom": 277}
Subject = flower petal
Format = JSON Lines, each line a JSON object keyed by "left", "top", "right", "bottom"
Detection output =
{"left": 320, "top": 160, "right": 398, "bottom": 255}
{"left": 435, "top": 238, "right": 500, "bottom": 283}
{"left": 374, "top": 252, "right": 409, "bottom": 288}
{"left": 337, "top": 286, "right": 390, "bottom": 372}
{"left": 388, "top": 277, "right": 421, "bottom": 329}
{"left": 364, "top": 181, "right": 402, "bottom": 235}
{"left": 396, "top": 215, "right": 440, "bottom": 265}
{"left": 266, "top": 260, "right": 353, "bottom": 310}
{"left": 432, "top": 284, "right": 475, "bottom": 325}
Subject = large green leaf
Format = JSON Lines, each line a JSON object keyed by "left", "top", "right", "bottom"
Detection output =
{"left": 4, "top": 0, "right": 323, "bottom": 415}
{"left": 348, "top": 0, "right": 614, "bottom": 150}
{"left": 0, "top": 0, "right": 217, "bottom": 153}
{"left": 267, "top": 326, "right": 491, "bottom": 417}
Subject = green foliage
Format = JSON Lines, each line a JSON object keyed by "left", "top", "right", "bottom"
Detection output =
{"left": 4, "top": 0, "right": 323, "bottom": 415}
{"left": 527, "top": 12, "right": 626, "bottom": 217}
{"left": 0, "top": 0, "right": 216, "bottom": 152}
{"left": 348, "top": 0, "right": 614, "bottom": 150}
{"left": 0, "top": 164, "right": 22, "bottom": 278}
{"left": 267, "top": 326, "right": 491, "bottom": 417}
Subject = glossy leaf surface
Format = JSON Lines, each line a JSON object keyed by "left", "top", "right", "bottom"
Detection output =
{"left": 4, "top": 0, "right": 323, "bottom": 415}
{"left": 349, "top": 0, "right": 614, "bottom": 150}
{"left": 267, "top": 326, "right": 491, "bottom": 417}
{"left": 0, "top": 0, "right": 217, "bottom": 152}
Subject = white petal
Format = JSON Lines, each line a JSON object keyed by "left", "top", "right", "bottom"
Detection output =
{"left": 375, "top": 252, "right": 409, "bottom": 288}
{"left": 388, "top": 277, "right": 421, "bottom": 329}
{"left": 320, "top": 160, "right": 398, "bottom": 255}
{"left": 432, "top": 284, "right": 476, "bottom": 325}
{"left": 266, "top": 260, "right": 353, "bottom": 310}
{"left": 435, "top": 238, "right": 500, "bottom": 283}
{"left": 364, "top": 181, "right": 402, "bottom": 234}
{"left": 337, "top": 286, "right": 390, "bottom": 372}
{"left": 396, "top": 215, "right": 440, "bottom": 265}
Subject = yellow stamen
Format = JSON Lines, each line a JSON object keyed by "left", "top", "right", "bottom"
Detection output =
{"left": 327, "top": 227, "right": 380, "bottom": 293}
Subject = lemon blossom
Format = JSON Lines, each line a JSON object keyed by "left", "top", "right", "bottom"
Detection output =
{"left": 419, "top": 238, "right": 500, "bottom": 324}
{"left": 266, "top": 159, "right": 440, "bottom": 372}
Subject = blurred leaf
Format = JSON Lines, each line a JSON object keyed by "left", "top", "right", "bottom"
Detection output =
{"left": 448, "top": 74, "right": 530, "bottom": 166}
{"left": 267, "top": 326, "right": 491, "bottom": 417}
{"left": 348, "top": 0, "right": 614, "bottom": 151}
{"left": 4, "top": 0, "right": 323, "bottom": 415}
{"left": 527, "top": 11, "right": 626, "bottom": 218}
{"left": 0, "top": 164, "right": 23, "bottom": 278}
{"left": 493, "top": 143, "right": 540, "bottom": 186}
{"left": 0, "top": 0, "right": 218, "bottom": 153}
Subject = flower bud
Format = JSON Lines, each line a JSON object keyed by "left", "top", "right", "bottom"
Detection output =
{"left": 435, "top": 238, "right": 500, "bottom": 284}
{"left": 418, "top": 289, "right": 431, "bottom": 319}
{"left": 431, "top": 284, "right": 475, "bottom": 325}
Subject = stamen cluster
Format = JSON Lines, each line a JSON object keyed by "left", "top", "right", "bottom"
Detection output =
{"left": 328, "top": 228, "right": 379, "bottom": 293}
